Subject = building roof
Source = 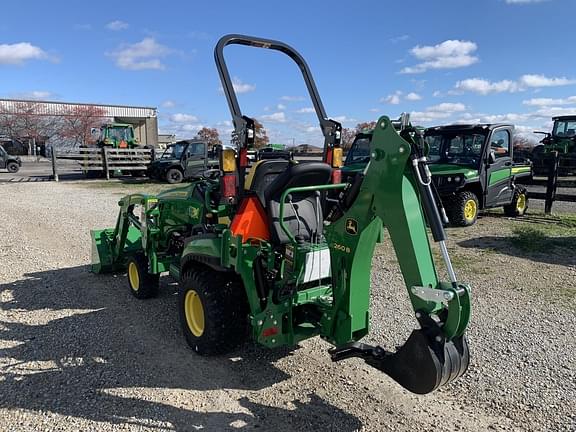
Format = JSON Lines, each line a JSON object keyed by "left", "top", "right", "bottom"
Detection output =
{"left": 0, "top": 98, "right": 157, "bottom": 118}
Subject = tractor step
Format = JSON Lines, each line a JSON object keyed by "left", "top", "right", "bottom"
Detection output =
{"left": 329, "top": 330, "right": 469, "bottom": 394}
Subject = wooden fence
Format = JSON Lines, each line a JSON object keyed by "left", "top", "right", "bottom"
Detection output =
{"left": 51, "top": 147, "right": 154, "bottom": 181}
{"left": 529, "top": 152, "right": 576, "bottom": 213}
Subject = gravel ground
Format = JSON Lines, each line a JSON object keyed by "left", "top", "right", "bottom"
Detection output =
{"left": 0, "top": 181, "right": 574, "bottom": 432}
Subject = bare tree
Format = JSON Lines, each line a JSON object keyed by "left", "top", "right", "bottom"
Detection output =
{"left": 195, "top": 127, "right": 222, "bottom": 149}
{"left": 230, "top": 120, "right": 269, "bottom": 149}
{"left": 60, "top": 105, "right": 108, "bottom": 148}
{"left": 355, "top": 121, "right": 377, "bottom": 132}
{"left": 341, "top": 127, "right": 357, "bottom": 151}
{"left": 0, "top": 101, "right": 62, "bottom": 155}
{"left": 254, "top": 120, "right": 269, "bottom": 149}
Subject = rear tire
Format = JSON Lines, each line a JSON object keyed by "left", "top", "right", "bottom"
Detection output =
{"left": 166, "top": 168, "right": 183, "bottom": 184}
{"left": 127, "top": 253, "right": 160, "bottom": 299}
{"left": 504, "top": 187, "right": 528, "bottom": 217}
{"left": 446, "top": 191, "right": 479, "bottom": 227}
{"left": 7, "top": 162, "right": 19, "bottom": 173}
{"left": 178, "top": 265, "right": 249, "bottom": 355}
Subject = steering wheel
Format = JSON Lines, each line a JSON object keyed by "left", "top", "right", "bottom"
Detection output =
{"left": 202, "top": 169, "right": 222, "bottom": 180}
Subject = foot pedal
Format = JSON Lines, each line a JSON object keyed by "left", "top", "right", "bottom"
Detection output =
{"left": 329, "top": 331, "right": 469, "bottom": 394}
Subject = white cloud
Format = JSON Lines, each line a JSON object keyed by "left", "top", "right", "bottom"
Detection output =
{"left": 410, "top": 102, "right": 466, "bottom": 123}
{"left": 401, "top": 40, "right": 478, "bottom": 74}
{"left": 369, "top": 108, "right": 380, "bottom": 113}
{"left": 519, "top": 74, "right": 576, "bottom": 87}
{"left": 382, "top": 92, "right": 402, "bottom": 105}
{"left": 0, "top": 42, "right": 48, "bottom": 65}
{"left": 405, "top": 92, "right": 422, "bottom": 101}
{"left": 108, "top": 38, "right": 172, "bottom": 70}
{"left": 276, "top": 103, "right": 286, "bottom": 110}
{"left": 261, "top": 112, "right": 286, "bottom": 123}
{"left": 332, "top": 115, "right": 356, "bottom": 123}
{"left": 170, "top": 113, "right": 199, "bottom": 123}
{"left": 427, "top": 103, "right": 466, "bottom": 112}
{"left": 296, "top": 107, "right": 315, "bottom": 113}
{"left": 13, "top": 90, "right": 53, "bottom": 100}
{"left": 523, "top": 96, "right": 576, "bottom": 106}
{"left": 455, "top": 74, "right": 576, "bottom": 95}
{"left": 231, "top": 77, "right": 256, "bottom": 94}
{"left": 389, "top": 35, "right": 409, "bottom": 43}
{"left": 455, "top": 78, "right": 519, "bottom": 95}
{"left": 505, "top": 0, "right": 548, "bottom": 3}
{"left": 161, "top": 100, "right": 176, "bottom": 108}
{"left": 280, "top": 95, "right": 305, "bottom": 102}
{"left": 106, "top": 20, "right": 129, "bottom": 31}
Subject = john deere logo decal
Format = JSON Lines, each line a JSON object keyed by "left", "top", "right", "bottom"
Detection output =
{"left": 345, "top": 218, "right": 358, "bottom": 235}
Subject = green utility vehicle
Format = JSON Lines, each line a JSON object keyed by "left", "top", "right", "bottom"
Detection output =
{"left": 343, "top": 123, "right": 532, "bottom": 226}
{"left": 533, "top": 115, "right": 576, "bottom": 176}
{"left": 91, "top": 34, "right": 471, "bottom": 395}
{"left": 0, "top": 144, "right": 21, "bottom": 173}
{"left": 147, "top": 140, "right": 218, "bottom": 184}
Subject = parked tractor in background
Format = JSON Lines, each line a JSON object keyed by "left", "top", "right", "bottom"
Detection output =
{"left": 533, "top": 115, "right": 576, "bottom": 176}
{"left": 147, "top": 139, "right": 219, "bottom": 184}
{"left": 92, "top": 123, "right": 139, "bottom": 149}
{"left": 91, "top": 34, "right": 471, "bottom": 395}
{"left": 343, "top": 123, "right": 531, "bottom": 226}
{"left": 0, "top": 144, "right": 21, "bottom": 173}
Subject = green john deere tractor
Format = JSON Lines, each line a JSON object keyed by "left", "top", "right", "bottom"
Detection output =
{"left": 533, "top": 115, "right": 576, "bottom": 176}
{"left": 91, "top": 34, "right": 471, "bottom": 394}
{"left": 92, "top": 123, "right": 139, "bottom": 149}
{"left": 343, "top": 123, "right": 532, "bottom": 226}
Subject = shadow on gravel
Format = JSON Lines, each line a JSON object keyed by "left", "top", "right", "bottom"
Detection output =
{"left": 0, "top": 266, "right": 362, "bottom": 430}
{"left": 458, "top": 236, "right": 576, "bottom": 267}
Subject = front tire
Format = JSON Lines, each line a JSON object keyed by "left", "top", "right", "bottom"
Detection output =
{"left": 166, "top": 168, "right": 183, "bottom": 184}
{"left": 127, "top": 253, "right": 160, "bottom": 299}
{"left": 446, "top": 191, "right": 479, "bottom": 227}
{"left": 7, "top": 162, "right": 19, "bottom": 173}
{"left": 178, "top": 265, "right": 248, "bottom": 355}
{"left": 504, "top": 187, "right": 528, "bottom": 217}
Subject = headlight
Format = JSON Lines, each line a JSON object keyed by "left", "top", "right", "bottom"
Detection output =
{"left": 447, "top": 176, "right": 452, "bottom": 182}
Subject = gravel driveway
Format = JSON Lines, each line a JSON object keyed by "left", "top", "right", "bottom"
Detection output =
{"left": 0, "top": 181, "right": 574, "bottom": 431}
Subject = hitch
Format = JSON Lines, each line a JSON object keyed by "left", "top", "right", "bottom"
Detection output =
{"left": 329, "top": 329, "right": 469, "bottom": 394}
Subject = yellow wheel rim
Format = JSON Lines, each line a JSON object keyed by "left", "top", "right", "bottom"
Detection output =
{"left": 184, "top": 290, "right": 205, "bottom": 337}
{"left": 464, "top": 199, "right": 477, "bottom": 222}
{"left": 128, "top": 262, "right": 140, "bottom": 291}
{"left": 516, "top": 194, "right": 526, "bottom": 212}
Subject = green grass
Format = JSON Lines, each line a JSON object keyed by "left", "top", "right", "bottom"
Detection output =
{"left": 511, "top": 213, "right": 576, "bottom": 253}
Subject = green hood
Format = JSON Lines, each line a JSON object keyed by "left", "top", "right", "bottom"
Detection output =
{"left": 428, "top": 163, "right": 479, "bottom": 180}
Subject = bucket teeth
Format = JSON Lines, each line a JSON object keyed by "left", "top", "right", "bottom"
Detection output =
{"left": 329, "top": 331, "right": 469, "bottom": 394}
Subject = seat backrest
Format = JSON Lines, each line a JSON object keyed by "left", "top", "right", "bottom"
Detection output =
{"left": 265, "top": 162, "right": 332, "bottom": 244}
{"left": 245, "top": 159, "right": 289, "bottom": 205}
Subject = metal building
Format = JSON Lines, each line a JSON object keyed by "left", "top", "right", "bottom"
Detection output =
{"left": 0, "top": 99, "right": 158, "bottom": 148}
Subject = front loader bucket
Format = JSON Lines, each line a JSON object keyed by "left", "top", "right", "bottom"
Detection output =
{"left": 330, "top": 331, "right": 469, "bottom": 394}
{"left": 91, "top": 228, "right": 116, "bottom": 273}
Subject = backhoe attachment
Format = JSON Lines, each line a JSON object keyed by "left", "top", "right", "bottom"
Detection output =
{"left": 325, "top": 114, "right": 471, "bottom": 394}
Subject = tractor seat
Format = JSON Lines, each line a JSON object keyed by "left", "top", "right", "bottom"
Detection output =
{"left": 264, "top": 162, "right": 332, "bottom": 244}
{"left": 245, "top": 159, "right": 290, "bottom": 205}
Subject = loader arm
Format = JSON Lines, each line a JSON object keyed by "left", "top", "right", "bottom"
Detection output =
{"left": 325, "top": 116, "right": 471, "bottom": 394}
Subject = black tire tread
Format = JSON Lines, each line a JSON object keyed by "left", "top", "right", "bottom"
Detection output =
{"left": 178, "top": 265, "right": 248, "bottom": 356}
{"left": 503, "top": 186, "right": 528, "bottom": 217}
{"left": 445, "top": 191, "right": 479, "bottom": 227}
{"left": 166, "top": 168, "right": 183, "bottom": 184}
{"left": 127, "top": 253, "right": 160, "bottom": 299}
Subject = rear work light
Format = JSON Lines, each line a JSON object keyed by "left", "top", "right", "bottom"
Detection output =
{"left": 221, "top": 148, "right": 236, "bottom": 173}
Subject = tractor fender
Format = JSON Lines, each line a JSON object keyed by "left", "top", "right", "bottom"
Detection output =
{"left": 180, "top": 234, "right": 230, "bottom": 273}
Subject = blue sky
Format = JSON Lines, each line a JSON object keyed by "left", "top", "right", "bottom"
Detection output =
{"left": 1, "top": 0, "right": 575, "bottom": 145}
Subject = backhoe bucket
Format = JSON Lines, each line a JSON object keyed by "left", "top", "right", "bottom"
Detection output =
{"left": 90, "top": 228, "right": 116, "bottom": 273}
{"left": 330, "top": 331, "right": 469, "bottom": 394}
